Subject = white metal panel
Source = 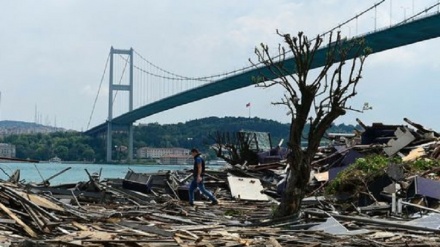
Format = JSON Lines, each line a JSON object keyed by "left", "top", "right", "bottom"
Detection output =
{"left": 227, "top": 176, "right": 268, "bottom": 201}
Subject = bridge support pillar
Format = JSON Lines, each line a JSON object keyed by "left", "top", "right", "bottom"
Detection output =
{"left": 128, "top": 125, "right": 133, "bottom": 162}
{"left": 106, "top": 47, "right": 134, "bottom": 163}
{"left": 106, "top": 122, "right": 112, "bottom": 162}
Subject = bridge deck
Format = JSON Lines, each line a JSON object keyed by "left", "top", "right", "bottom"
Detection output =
{"left": 86, "top": 12, "right": 440, "bottom": 135}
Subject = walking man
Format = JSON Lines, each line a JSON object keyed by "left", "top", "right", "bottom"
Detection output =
{"left": 188, "top": 148, "right": 218, "bottom": 206}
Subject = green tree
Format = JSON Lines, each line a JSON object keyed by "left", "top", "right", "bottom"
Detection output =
{"left": 54, "top": 146, "right": 69, "bottom": 160}
{"left": 82, "top": 147, "right": 95, "bottom": 161}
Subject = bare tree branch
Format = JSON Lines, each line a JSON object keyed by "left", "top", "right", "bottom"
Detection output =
{"left": 250, "top": 30, "right": 370, "bottom": 218}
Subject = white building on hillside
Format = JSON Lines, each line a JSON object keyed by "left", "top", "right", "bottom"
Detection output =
{"left": 0, "top": 143, "right": 16, "bottom": 158}
{"left": 160, "top": 154, "right": 192, "bottom": 165}
{"left": 137, "top": 147, "right": 190, "bottom": 159}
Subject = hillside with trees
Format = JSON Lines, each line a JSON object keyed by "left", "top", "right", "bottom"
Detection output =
{"left": 0, "top": 117, "right": 357, "bottom": 162}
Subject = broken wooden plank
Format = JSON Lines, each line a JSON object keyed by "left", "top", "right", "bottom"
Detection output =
{"left": 44, "top": 240, "right": 84, "bottom": 247}
{"left": 119, "top": 221, "right": 174, "bottom": 237}
{"left": 171, "top": 225, "right": 225, "bottom": 231}
{"left": 400, "top": 201, "right": 440, "bottom": 214}
{"left": 269, "top": 237, "right": 283, "bottom": 247}
{"left": 117, "top": 224, "right": 157, "bottom": 237}
{"left": 151, "top": 213, "right": 197, "bottom": 225}
{"left": 0, "top": 218, "right": 15, "bottom": 224}
{"left": 21, "top": 202, "right": 47, "bottom": 232}
{"left": 175, "top": 232, "right": 197, "bottom": 241}
{"left": 176, "top": 229, "right": 199, "bottom": 240}
{"left": 17, "top": 191, "right": 65, "bottom": 212}
{"left": 402, "top": 147, "right": 425, "bottom": 162}
{"left": 0, "top": 202, "right": 37, "bottom": 238}
{"left": 166, "top": 180, "right": 180, "bottom": 200}
{"left": 71, "top": 221, "right": 89, "bottom": 231}
{"left": 1, "top": 185, "right": 60, "bottom": 221}
{"left": 173, "top": 236, "right": 187, "bottom": 247}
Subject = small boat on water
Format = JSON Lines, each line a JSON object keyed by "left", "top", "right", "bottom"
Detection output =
{"left": 48, "top": 156, "right": 62, "bottom": 163}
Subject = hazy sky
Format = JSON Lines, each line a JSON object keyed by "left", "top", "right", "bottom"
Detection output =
{"left": 1, "top": 0, "right": 439, "bottom": 131}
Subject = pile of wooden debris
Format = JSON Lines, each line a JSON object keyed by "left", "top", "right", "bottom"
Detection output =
{"left": 0, "top": 168, "right": 438, "bottom": 246}
{"left": 2, "top": 118, "right": 440, "bottom": 246}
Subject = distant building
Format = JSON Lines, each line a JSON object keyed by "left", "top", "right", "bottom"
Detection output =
{"left": 0, "top": 143, "right": 16, "bottom": 158}
{"left": 136, "top": 147, "right": 190, "bottom": 159}
{"left": 160, "top": 154, "right": 192, "bottom": 165}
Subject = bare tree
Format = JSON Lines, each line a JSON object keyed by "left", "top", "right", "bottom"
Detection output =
{"left": 250, "top": 31, "right": 370, "bottom": 218}
{"left": 210, "top": 131, "right": 259, "bottom": 166}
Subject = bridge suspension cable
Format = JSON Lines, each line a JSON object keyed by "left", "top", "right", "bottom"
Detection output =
{"left": 320, "top": 0, "right": 385, "bottom": 37}
{"left": 397, "top": 1, "right": 440, "bottom": 25}
{"left": 133, "top": 49, "right": 255, "bottom": 82}
{"left": 128, "top": 1, "right": 390, "bottom": 93}
{"left": 86, "top": 52, "right": 110, "bottom": 130}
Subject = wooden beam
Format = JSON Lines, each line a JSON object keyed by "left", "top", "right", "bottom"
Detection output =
{"left": 0, "top": 202, "right": 37, "bottom": 238}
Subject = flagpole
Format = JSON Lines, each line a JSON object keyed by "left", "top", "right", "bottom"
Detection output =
{"left": 248, "top": 105, "right": 251, "bottom": 118}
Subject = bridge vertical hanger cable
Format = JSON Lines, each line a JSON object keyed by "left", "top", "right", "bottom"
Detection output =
{"left": 374, "top": 4, "right": 377, "bottom": 31}
{"left": 167, "top": 68, "right": 170, "bottom": 97}
{"left": 171, "top": 74, "right": 174, "bottom": 96}
{"left": 148, "top": 59, "right": 152, "bottom": 103}
{"left": 135, "top": 57, "right": 139, "bottom": 109}
{"left": 147, "top": 59, "right": 151, "bottom": 103}
{"left": 390, "top": 0, "right": 393, "bottom": 26}
{"left": 139, "top": 58, "right": 142, "bottom": 107}
{"left": 86, "top": 53, "right": 110, "bottom": 130}
{"left": 136, "top": 56, "right": 140, "bottom": 109}
{"left": 133, "top": 57, "right": 137, "bottom": 109}
{"left": 151, "top": 62, "right": 155, "bottom": 102}
{"left": 146, "top": 60, "right": 150, "bottom": 104}
{"left": 141, "top": 56, "right": 145, "bottom": 106}
{"left": 163, "top": 68, "right": 166, "bottom": 98}
{"left": 140, "top": 57, "right": 143, "bottom": 107}
{"left": 160, "top": 66, "right": 163, "bottom": 99}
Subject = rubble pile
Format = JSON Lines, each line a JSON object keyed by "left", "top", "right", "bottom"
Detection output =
{"left": 0, "top": 118, "right": 440, "bottom": 246}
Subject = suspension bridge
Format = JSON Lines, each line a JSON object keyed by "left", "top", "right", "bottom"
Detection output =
{"left": 84, "top": 2, "right": 440, "bottom": 162}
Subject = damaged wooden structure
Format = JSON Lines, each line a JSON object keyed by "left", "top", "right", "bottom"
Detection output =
{"left": 1, "top": 118, "right": 440, "bottom": 246}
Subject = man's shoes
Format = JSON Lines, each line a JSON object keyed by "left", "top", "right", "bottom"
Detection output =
{"left": 189, "top": 202, "right": 194, "bottom": 206}
{"left": 211, "top": 200, "right": 218, "bottom": 205}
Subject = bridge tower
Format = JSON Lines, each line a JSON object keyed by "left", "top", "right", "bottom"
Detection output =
{"left": 106, "top": 47, "right": 134, "bottom": 162}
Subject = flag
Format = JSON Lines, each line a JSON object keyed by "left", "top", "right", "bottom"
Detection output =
{"left": 246, "top": 102, "right": 251, "bottom": 107}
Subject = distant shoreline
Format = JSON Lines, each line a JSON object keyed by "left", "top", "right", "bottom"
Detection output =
{"left": 0, "top": 157, "right": 39, "bottom": 163}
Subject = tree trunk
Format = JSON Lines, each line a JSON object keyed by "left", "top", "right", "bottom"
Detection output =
{"left": 273, "top": 153, "right": 312, "bottom": 218}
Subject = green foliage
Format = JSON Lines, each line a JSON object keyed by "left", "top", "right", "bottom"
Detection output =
{"left": 326, "top": 154, "right": 440, "bottom": 198}
{"left": 1, "top": 132, "right": 99, "bottom": 162}
{"left": 407, "top": 158, "right": 439, "bottom": 172}
{"left": 0, "top": 117, "right": 358, "bottom": 162}
{"left": 224, "top": 208, "right": 245, "bottom": 216}
{"left": 326, "top": 155, "right": 398, "bottom": 195}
